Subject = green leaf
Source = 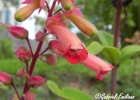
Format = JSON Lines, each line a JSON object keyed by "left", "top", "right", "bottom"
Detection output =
{"left": 119, "top": 45, "right": 140, "bottom": 64}
{"left": 0, "top": 85, "right": 8, "bottom": 90}
{"left": 62, "top": 87, "right": 93, "bottom": 100}
{"left": 87, "top": 41, "right": 121, "bottom": 64}
{"left": 47, "top": 81, "right": 93, "bottom": 100}
{"left": 102, "top": 46, "right": 121, "bottom": 64}
{"left": 46, "top": 80, "right": 70, "bottom": 99}
{"left": 97, "top": 30, "right": 114, "bottom": 46}
{"left": 87, "top": 42, "right": 104, "bottom": 55}
{"left": 118, "top": 59, "right": 134, "bottom": 77}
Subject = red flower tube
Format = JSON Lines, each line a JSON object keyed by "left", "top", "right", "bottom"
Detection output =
{"left": 81, "top": 54, "right": 114, "bottom": 80}
{"left": 49, "top": 25, "right": 88, "bottom": 64}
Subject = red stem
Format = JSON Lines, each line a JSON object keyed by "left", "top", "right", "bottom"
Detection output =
{"left": 54, "top": 8, "right": 62, "bottom": 15}
{"left": 45, "top": 1, "right": 50, "bottom": 11}
{"left": 21, "top": 42, "right": 43, "bottom": 100}
{"left": 25, "top": 63, "right": 29, "bottom": 73}
{"left": 26, "top": 38, "right": 33, "bottom": 57}
{"left": 12, "top": 83, "right": 21, "bottom": 100}
{"left": 29, "top": 42, "right": 43, "bottom": 75}
{"left": 44, "top": 0, "right": 57, "bottom": 33}
{"left": 113, "top": 2, "right": 122, "bottom": 47}
{"left": 40, "top": 47, "right": 49, "bottom": 56}
{"left": 111, "top": 0, "right": 122, "bottom": 99}
{"left": 21, "top": 1, "right": 57, "bottom": 100}
{"left": 49, "top": 0, "right": 57, "bottom": 16}
{"left": 0, "top": 22, "right": 9, "bottom": 28}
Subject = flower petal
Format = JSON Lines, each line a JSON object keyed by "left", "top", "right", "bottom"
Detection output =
{"left": 81, "top": 54, "right": 114, "bottom": 80}
{"left": 22, "top": 0, "right": 34, "bottom": 4}
{"left": 64, "top": 44, "right": 88, "bottom": 64}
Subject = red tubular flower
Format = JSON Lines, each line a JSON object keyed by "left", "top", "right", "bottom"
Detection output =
{"left": 46, "top": 14, "right": 66, "bottom": 32}
{"left": 27, "top": 75, "right": 46, "bottom": 88}
{"left": 24, "top": 92, "right": 35, "bottom": 100}
{"left": 81, "top": 54, "right": 114, "bottom": 80}
{"left": 15, "top": 46, "right": 31, "bottom": 63}
{"left": 0, "top": 22, "right": 28, "bottom": 39}
{"left": 0, "top": 72, "right": 13, "bottom": 85}
{"left": 49, "top": 25, "right": 88, "bottom": 64}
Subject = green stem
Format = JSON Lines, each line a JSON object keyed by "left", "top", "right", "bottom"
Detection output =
{"left": 111, "top": 0, "right": 122, "bottom": 99}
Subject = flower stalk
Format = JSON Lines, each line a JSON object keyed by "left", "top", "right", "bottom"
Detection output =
{"left": 26, "top": 38, "right": 33, "bottom": 57}
{"left": 12, "top": 83, "right": 21, "bottom": 100}
{"left": 21, "top": 1, "right": 57, "bottom": 100}
{"left": 111, "top": 0, "right": 122, "bottom": 99}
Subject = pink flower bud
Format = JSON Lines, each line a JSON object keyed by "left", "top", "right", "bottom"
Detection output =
{"left": 24, "top": 92, "right": 35, "bottom": 100}
{"left": 9, "top": 26, "right": 29, "bottom": 39}
{"left": 0, "top": 72, "right": 13, "bottom": 85}
{"left": 40, "top": 53, "right": 57, "bottom": 66}
{"left": 17, "top": 69, "right": 29, "bottom": 78}
{"left": 35, "top": 31, "right": 46, "bottom": 41}
{"left": 27, "top": 75, "right": 46, "bottom": 88}
{"left": 0, "top": 22, "right": 28, "bottom": 39}
{"left": 15, "top": 46, "right": 31, "bottom": 63}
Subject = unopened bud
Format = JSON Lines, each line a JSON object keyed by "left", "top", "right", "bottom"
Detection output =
{"left": 67, "top": 14, "right": 98, "bottom": 37}
{"left": 40, "top": 54, "right": 57, "bottom": 66}
{"left": 15, "top": 46, "right": 31, "bottom": 63}
{"left": 27, "top": 75, "right": 46, "bottom": 88}
{"left": 15, "top": 0, "right": 40, "bottom": 22}
{"left": 9, "top": 26, "right": 28, "bottom": 39}
{"left": 24, "top": 92, "right": 35, "bottom": 100}
{"left": 60, "top": 0, "right": 73, "bottom": 11}
{"left": 17, "top": 69, "right": 29, "bottom": 78}
{"left": 36, "top": 31, "right": 46, "bottom": 41}
{"left": 0, "top": 72, "right": 13, "bottom": 85}
{"left": 0, "top": 22, "right": 28, "bottom": 39}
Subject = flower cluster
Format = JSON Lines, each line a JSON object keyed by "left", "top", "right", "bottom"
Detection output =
{"left": 0, "top": 0, "right": 114, "bottom": 100}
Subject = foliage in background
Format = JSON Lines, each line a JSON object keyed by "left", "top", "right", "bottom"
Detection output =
{"left": 76, "top": 0, "right": 140, "bottom": 47}
{"left": 1, "top": 0, "right": 19, "bottom": 8}
{"left": 46, "top": 80, "right": 93, "bottom": 100}
{"left": 0, "top": 38, "right": 14, "bottom": 59}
